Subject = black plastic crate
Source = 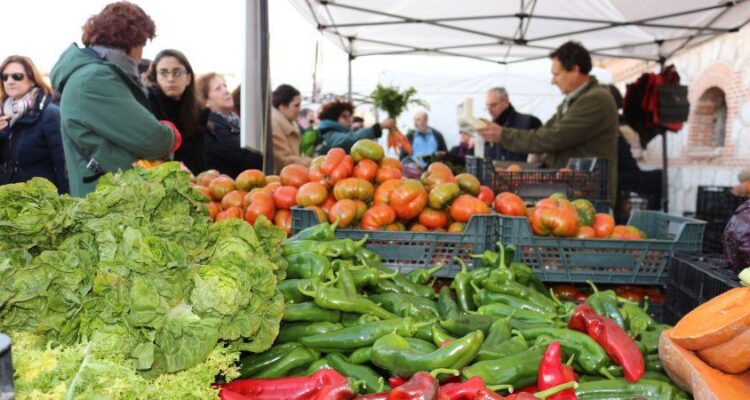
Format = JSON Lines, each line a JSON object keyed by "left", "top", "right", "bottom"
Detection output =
{"left": 695, "top": 186, "right": 746, "bottom": 254}
{"left": 466, "top": 156, "right": 610, "bottom": 203}
{"left": 663, "top": 254, "right": 739, "bottom": 325}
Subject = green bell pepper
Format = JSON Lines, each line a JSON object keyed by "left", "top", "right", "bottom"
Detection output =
{"left": 341, "top": 312, "right": 380, "bottom": 328}
{"left": 371, "top": 330, "right": 484, "bottom": 378}
{"left": 276, "top": 321, "right": 343, "bottom": 343}
{"left": 440, "top": 313, "right": 495, "bottom": 336}
{"left": 406, "top": 264, "right": 446, "bottom": 285}
{"left": 299, "top": 317, "right": 424, "bottom": 352}
{"left": 471, "top": 283, "right": 556, "bottom": 316}
{"left": 462, "top": 347, "right": 545, "bottom": 388}
{"left": 451, "top": 258, "right": 475, "bottom": 312}
{"left": 351, "top": 266, "right": 398, "bottom": 289}
{"left": 292, "top": 220, "right": 338, "bottom": 241}
{"left": 298, "top": 280, "right": 397, "bottom": 320}
{"left": 369, "top": 292, "right": 439, "bottom": 322}
{"left": 278, "top": 279, "right": 314, "bottom": 304}
{"left": 640, "top": 324, "right": 669, "bottom": 354}
{"left": 437, "top": 286, "right": 460, "bottom": 320}
{"left": 348, "top": 346, "right": 372, "bottom": 365}
{"left": 326, "top": 353, "right": 387, "bottom": 393}
{"left": 586, "top": 281, "right": 625, "bottom": 328}
{"left": 335, "top": 265, "right": 358, "bottom": 296}
{"left": 431, "top": 324, "right": 456, "bottom": 347}
{"left": 238, "top": 342, "right": 302, "bottom": 378}
{"left": 301, "top": 358, "right": 334, "bottom": 376}
{"left": 255, "top": 346, "right": 321, "bottom": 378}
{"left": 316, "top": 236, "right": 368, "bottom": 258}
{"left": 282, "top": 240, "right": 319, "bottom": 258}
{"left": 476, "top": 334, "right": 529, "bottom": 362}
{"left": 524, "top": 327, "right": 610, "bottom": 374}
{"left": 476, "top": 303, "right": 555, "bottom": 326}
{"left": 575, "top": 378, "right": 689, "bottom": 400}
{"left": 283, "top": 302, "right": 342, "bottom": 323}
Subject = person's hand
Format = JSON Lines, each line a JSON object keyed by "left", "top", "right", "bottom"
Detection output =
{"left": 380, "top": 118, "right": 396, "bottom": 130}
{"left": 0, "top": 115, "right": 10, "bottom": 131}
{"left": 477, "top": 120, "right": 503, "bottom": 143}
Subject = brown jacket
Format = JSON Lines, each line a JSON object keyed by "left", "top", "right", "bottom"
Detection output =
{"left": 501, "top": 77, "right": 619, "bottom": 202}
{"left": 272, "top": 107, "right": 311, "bottom": 174}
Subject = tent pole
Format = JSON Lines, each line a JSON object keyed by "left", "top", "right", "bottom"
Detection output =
{"left": 348, "top": 54, "right": 353, "bottom": 100}
{"left": 659, "top": 59, "right": 669, "bottom": 212}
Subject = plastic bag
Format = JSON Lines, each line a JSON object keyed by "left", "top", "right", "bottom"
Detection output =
{"left": 723, "top": 199, "right": 750, "bottom": 273}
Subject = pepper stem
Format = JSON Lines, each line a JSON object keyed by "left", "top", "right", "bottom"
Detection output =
{"left": 429, "top": 368, "right": 459, "bottom": 378}
{"left": 379, "top": 270, "right": 399, "bottom": 279}
{"left": 496, "top": 241, "right": 505, "bottom": 270}
{"left": 598, "top": 367, "right": 618, "bottom": 381}
{"left": 330, "top": 216, "right": 340, "bottom": 232}
{"left": 566, "top": 353, "right": 575, "bottom": 366}
{"left": 355, "top": 235, "right": 369, "bottom": 248}
{"left": 427, "top": 263, "right": 446, "bottom": 275}
{"left": 586, "top": 280, "right": 599, "bottom": 295}
{"left": 548, "top": 288, "right": 563, "bottom": 306}
{"left": 533, "top": 381, "right": 578, "bottom": 399}
{"left": 487, "top": 384, "right": 514, "bottom": 392}
{"left": 454, "top": 257, "right": 469, "bottom": 274}
{"left": 297, "top": 282, "right": 317, "bottom": 297}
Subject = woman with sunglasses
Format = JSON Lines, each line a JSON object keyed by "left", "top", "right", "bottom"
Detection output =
{"left": 0, "top": 56, "right": 68, "bottom": 192}
{"left": 50, "top": 2, "right": 180, "bottom": 197}
{"left": 147, "top": 49, "right": 208, "bottom": 174}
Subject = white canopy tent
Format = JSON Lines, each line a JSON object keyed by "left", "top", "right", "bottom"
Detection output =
{"left": 243, "top": 0, "right": 750, "bottom": 210}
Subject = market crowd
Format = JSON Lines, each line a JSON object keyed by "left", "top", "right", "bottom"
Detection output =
{"left": 2, "top": 1, "right": 747, "bottom": 202}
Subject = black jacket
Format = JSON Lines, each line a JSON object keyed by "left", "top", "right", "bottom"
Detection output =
{"left": 148, "top": 88, "right": 208, "bottom": 173}
{"left": 0, "top": 93, "right": 69, "bottom": 192}
{"left": 400, "top": 127, "right": 448, "bottom": 159}
{"left": 205, "top": 111, "right": 263, "bottom": 177}
{"left": 487, "top": 104, "right": 542, "bottom": 162}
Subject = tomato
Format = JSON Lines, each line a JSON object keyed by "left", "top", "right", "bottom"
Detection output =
{"left": 529, "top": 198, "right": 579, "bottom": 237}
{"left": 205, "top": 202, "right": 221, "bottom": 220}
{"left": 619, "top": 290, "right": 643, "bottom": 303}
{"left": 493, "top": 192, "right": 527, "bottom": 216}
{"left": 244, "top": 191, "right": 276, "bottom": 224}
{"left": 333, "top": 178, "right": 374, "bottom": 202}
{"left": 197, "top": 169, "right": 220, "bottom": 187}
{"left": 380, "top": 157, "right": 402, "bottom": 171}
{"left": 448, "top": 222, "right": 466, "bottom": 233}
{"left": 375, "top": 167, "right": 402, "bottom": 184}
{"left": 455, "top": 173, "right": 481, "bottom": 196}
{"left": 418, "top": 208, "right": 449, "bottom": 230}
{"left": 421, "top": 171, "right": 454, "bottom": 192}
{"left": 309, "top": 156, "right": 327, "bottom": 184}
{"left": 574, "top": 292, "right": 589, "bottom": 302}
{"left": 556, "top": 167, "right": 573, "bottom": 180}
{"left": 549, "top": 192, "right": 568, "bottom": 200}
{"left": 306, "top": 206, "right": 328, "bottom": 225}
{"left": 351, "top": 139, "right": 385, "bottom": 162}
{"left": 262, "top": 182, "right": 282, "bottom": 197}
{"left": 552, "top": 285, "right": 578, "bottom": 301}
{"left": 449, "top": 194, "right": 490, "bottom": 223}
{"left": 329, "top": 199, "right": 358, "bottom": 228}
{"left": 321, "top": 194, "right": 336, "bottom": 214}
{"left": 274, "top": 209, "right": 292, "bottom": 235}
{"left": 428, "top": 182, "right": 461, "bottom": 210}
{"left": 389, "top": 180, "right": 428, "bottom": 221}
{"left": 410, "top": 223, "right": 429, "bottom": 232}
{"left": 478, "top": 186, "right": 494, "bottom": 206}
{"left": 280, "top": 164, "right": 310, "bottom": 188}
{"left": 221, "top": 190, "right": 247, "bottom": 210}
{"left": 217, "top": 206, "right": 243, "bottom": 221}
{"left": 575, "top": 226, "right": 596, "bottom": 239}
{"left": 236, "top": 169, "right": 265, "bottom": 191}
{"left": 353, "top": 159, "right": 378, "bottom": 181}
{"left": 506, "top": 164, "right": 522, "bottom": 172}
{"left": 384, "top": 222, "right": 406, "bottom": 231}
{"left": 625, "top": 225, "right": 647, "bottom": 239}
{"left": 208, "top": 176, "right": 236, "bottom": 200}
{"left": 322, "top": 148, "right": 354, "bottom": 184}
{"left": 361, "top": 204, "right": 397, "bottom": 230}
{"left": 427, "top": 162, "right": 454, "bottom": 178}
{"left": 571, "top": 199, "right": 596, "bottom": 227}
{"left": 433, "top": 227, "right": 447, "bottom": 233}
{"left": 374, "top": 179, "right": 403, "bottom": 205}
{"left": 272, "top": 185, "right": 298, "bottom": 209}
{"left": 611, "top": 225, "right": 641, "bottom": 240}
{"left": 592, "top": 213, "right": 615, "bottom": 238}
{"left": 296, "top": 182, "right": 328, "bottom": 207}
{"left": 354, "top": 200, "right": 367, "bottom": 221}
{"left": 265, "top": 175, "right": 281, "bottom": 184}
{"left": 194, "top": 185, "right": 214, "bottom": 201}
{"left": 331, "top": 156, "right": 354, "bottom": 184}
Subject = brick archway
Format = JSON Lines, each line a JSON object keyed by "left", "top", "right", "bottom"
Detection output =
{"left": 686, "top": 62, "right": 738, "bottom": 156}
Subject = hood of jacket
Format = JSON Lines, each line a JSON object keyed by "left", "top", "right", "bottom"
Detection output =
{"left": 50, "top": 44, "right": 102, "bottom": 95}
{"left": 318, "top": 119, "right": 349, "bottom": 134}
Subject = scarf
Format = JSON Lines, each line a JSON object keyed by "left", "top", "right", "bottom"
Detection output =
{"left": 2, "top": 87, "right": 39, "bottom": 127}
{"left": 89, "top": 45, "right": 141, "bottom": 87}
{"left": 218, "top": 111, "right": 241, "bottom": 134}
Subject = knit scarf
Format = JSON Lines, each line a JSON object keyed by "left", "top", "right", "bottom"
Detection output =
{"left": 89, "top": 45, "right": 140, "bottom": 87}
{"left": 2, "top": 87, "right": 39, "bottom": 127}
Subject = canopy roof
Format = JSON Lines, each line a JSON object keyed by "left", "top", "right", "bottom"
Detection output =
{"left": 290, "top": 0, "right": 750, "bottom": 64}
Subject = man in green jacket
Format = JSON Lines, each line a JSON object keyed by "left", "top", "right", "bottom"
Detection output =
{"left": 49, "top": 2, "right": 177, "bottom": 197}
{"left": 478, "top": 41, "right": 619, "bottom": 202}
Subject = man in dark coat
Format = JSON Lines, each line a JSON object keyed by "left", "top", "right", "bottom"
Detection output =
{"left": 484, "top": 87, "right": 542, "bottom": 162}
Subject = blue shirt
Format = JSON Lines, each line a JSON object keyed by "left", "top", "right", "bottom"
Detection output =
{"left": 412, "top": 129, "right": 438, "bottom": 156}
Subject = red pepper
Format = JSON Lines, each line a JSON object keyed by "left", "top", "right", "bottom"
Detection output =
{"left": 220, "top": 368, "right": 351, "bottom": 400}
{"left": 438, "top": 339, "right": 454, "bottom": 349}
{"left": 562, "top": 365, "right": 578, "bottom": 384}
{"left": 477, "top": 382, "right": 579, "bottom": 400}
{"left": 219, "top": 389, "right": 251, "bottom": 400}
{"left": 388, "top": 371, "right": 439, "bottom": 400}
{"left": 438, "top": 376, "right": 512, "bottom": 400}
{"left": 568, "top": 304, "right": 644, "bottom": 383}
{"left": 355, "top": 394, "right": 390, "bottom": 400}
{"left": 390, "top": 376, "right": 409, "bottom": 388}
{"left": 537, "top": 342, "right": 576, "bottom": 400}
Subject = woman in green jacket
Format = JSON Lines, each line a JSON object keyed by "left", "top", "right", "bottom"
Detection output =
{"left": 316, "top": 100, "right": 395, "bottom": 154}
{"left": 50, "top": 2, "right": 179, "bottom": 197}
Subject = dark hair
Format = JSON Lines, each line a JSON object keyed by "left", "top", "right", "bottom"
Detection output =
{"left": 607, "top": 84, "right": 623, "bottom": 110}
{"left": 318, "top": 100, "right": 354, "bottom": 121}
{"left": 138, "top": 58, "right": 151, "bottom": 74}
{"left": 0, "top": 55, "right": 53, "bottom": 103}
{"left": 550, "top": 41, "right": 592, "bottom": 74}
{"left": 232, "top": 85, "right": 241, "bottom": 113}
{"left": 272, "top": 84, "right": 300, "bottom": 108}
{"left": 148, "top": 49, "right": 203, "bottom": 137}
{"left": 352, "top": 116, "right": 364, "bottom": 124}
{"left": 82, "top": 2, "right": 156, "bottom": 53}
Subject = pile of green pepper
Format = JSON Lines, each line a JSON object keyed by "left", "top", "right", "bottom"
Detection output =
{"left": 238, "top": 229, "right": 687, "bottom": 399}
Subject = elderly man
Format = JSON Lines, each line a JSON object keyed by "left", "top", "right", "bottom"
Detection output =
{"left": 484, "top": 87, "right": 542, "bottom": 162}
{"left": 402, "top": 111, "right": 447, "bottom": 159}
{"left": 478, "top": 41, "right": 619, "bottom": 201}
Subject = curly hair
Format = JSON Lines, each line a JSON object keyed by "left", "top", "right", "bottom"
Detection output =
{"left": 82, "top": 2, "right": 156, "bottom": 53}
{"left": 318, "top": 100, "right": 354, "bottom": 122}
{"left": 0, "top": 55, "right": 53, "bottom": 103}
{"left": 549, "top": 41, "right": 592, "bottom": 74}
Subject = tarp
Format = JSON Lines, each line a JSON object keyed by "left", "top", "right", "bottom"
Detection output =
{"left": 289, "top": 0, "right": 750, "bottom": 64}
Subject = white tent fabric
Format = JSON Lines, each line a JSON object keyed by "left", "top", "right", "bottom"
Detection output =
{"left": 289, "top": 0, "right": 750, "bottom": 64}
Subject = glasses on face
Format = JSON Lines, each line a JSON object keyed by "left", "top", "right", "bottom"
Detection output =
{"left": 1, "top": 72, "right": 25, "bottom": 82}
{"left": 158, "top": 69, "right": 187, "bottom": 79}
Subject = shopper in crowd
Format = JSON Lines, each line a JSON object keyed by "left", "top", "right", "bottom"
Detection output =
{"left": 316, "top": 99, "right": 396, "bottom": 154}
{"left": 271, "top": 84, "right": 312, "bottom": 174}
{"left": 138, "top": 58, "right": 152, "bottom": 88}
{"left": 232, "top": 85, "right": 241, "bottom": 116}
{"left": 448, "top": 130, "right": 475, "bottom": 160}
{"left": 0, "top": 56, "right": 68, "bottom": 192}
{"left": 351, "top": 116, "right": 365, "bottom": 131}
{"left": 50, "top": 1, "right": 179, "bottom": 197}
{"left": 197, "top": 72, "right": 263, "bottom": 177}
{"left": 478, "top": 41, "right": 619, "bottom": 201}
{"left": 298, "top": 108, "right": 316, "bottom": 131}
{"left": 147, "top": 49, "right": 208, "bottom": 173}
{"left": 484, "top": 87, "right": 542, "bottom": 162}
{"left": 401, "top": 111, "right": 447, "bottom": 159}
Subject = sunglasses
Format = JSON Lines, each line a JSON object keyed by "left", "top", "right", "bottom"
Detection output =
{"left": 1, "top": 73, "right": 25, "bottom": 82}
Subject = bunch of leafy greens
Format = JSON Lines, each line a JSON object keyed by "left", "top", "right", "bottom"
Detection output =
{"left": 370, "top": 84, "right": 428, "bottom": 119}
{"left": 0, "top": 163, "right": 285, "bottom": 398}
